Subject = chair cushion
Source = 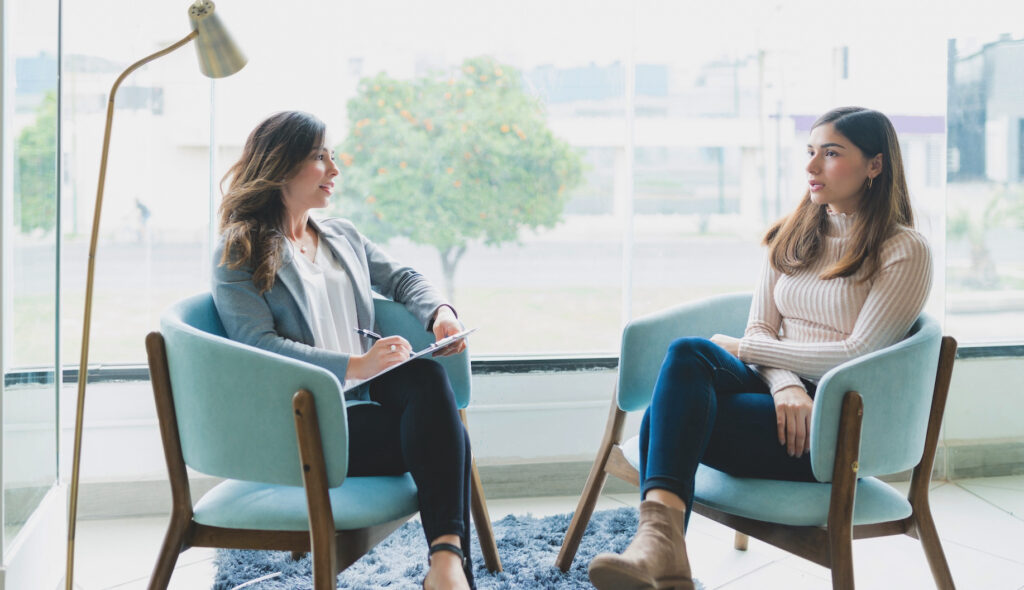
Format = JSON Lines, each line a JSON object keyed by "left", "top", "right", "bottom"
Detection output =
{"left": 193, "top": 474, "right": 419, "bottom": 531}
{"left": 620, "top": 435, "right": 912, "bottom": 527}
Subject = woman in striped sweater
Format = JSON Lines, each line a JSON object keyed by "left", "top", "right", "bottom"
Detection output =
{"left": 588, "top": 107, "right": 932, "bottom": 590}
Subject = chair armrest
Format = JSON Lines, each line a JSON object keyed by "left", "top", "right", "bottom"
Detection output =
{"left": 372, "top": 297, "right": 472, "bottom": 409}
{"left": 618, "top": 293, "right": 752, "bottom": 412}
{"left": 809, "top": 315, "right": 942, "bottom": 482}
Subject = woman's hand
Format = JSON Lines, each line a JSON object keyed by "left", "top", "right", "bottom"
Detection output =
{"left": 774, "top": 385, "right": 813, "bottom": 457}
{"left": 346, "top": 336, "right": 412, "bottom": 380}
{"left": 431, "top": 306, "right": 466, "bottom": 357}
{"left": 710, "top": 334, "right": 740, "bottom": 357}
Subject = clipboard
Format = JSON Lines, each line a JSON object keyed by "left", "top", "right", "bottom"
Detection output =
{"left": 343, "top": 327, "right": 477, "bottom": 392}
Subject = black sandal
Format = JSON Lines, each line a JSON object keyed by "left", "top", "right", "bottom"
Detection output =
{"left": 424, "top": 543, "right": 470, "bottom": 590}
{"left": 428, "top": 542, "right": 467, "bottom": 569}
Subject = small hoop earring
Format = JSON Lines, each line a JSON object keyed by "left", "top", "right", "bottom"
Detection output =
{"left": 866, "top": 177, "right": 873, "bottom": 191}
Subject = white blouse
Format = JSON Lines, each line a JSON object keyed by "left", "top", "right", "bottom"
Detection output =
{"left": 291, "top": 241, "right": 366, "bottom": 386}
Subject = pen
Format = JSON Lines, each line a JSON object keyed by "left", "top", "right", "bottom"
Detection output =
{"left": 355, "top": 328, "right": 383, "bottom": 341}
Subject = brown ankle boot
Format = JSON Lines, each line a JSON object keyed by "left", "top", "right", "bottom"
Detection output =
{"left": 588, "top": 500, "right": 694, "bottom": 590}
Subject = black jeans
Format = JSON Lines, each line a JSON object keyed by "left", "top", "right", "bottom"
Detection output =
{"left": 639, "top": 337, "right": 817, "bottom": 529}
{"left": 347, "top": 358, "right": 474, "bottom": 585}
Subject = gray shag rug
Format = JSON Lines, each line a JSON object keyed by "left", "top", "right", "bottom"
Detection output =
{"left": 214, "top": 507, "right": 703, "bottom": 589}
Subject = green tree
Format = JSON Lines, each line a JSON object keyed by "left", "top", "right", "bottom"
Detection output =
{"left": 333, "top": 56, "right": 583, "bottom": 300}
{"left": 14, "top": 90, "right": 58, "bottom": 233}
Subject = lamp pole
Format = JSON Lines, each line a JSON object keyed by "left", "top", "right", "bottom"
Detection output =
{"left": 65, "top": 35, "right": 199, "bottom": 590}
{"left": 65, "top": 4, "right": 244, "bottom": 588}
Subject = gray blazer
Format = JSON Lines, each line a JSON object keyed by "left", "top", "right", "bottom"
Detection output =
{"left": 211, "top": 217, "right": 449, "bottom": 402}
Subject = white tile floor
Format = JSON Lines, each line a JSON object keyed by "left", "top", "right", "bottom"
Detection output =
{"left": 73, "top": 476, "right": 1024, "bottom": 590}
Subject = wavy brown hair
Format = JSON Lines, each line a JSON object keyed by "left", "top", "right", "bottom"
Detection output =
{"left": 764, "top": 107, "right": 913, "bottom": 280}
{"left": 218, "top": 111, "right": 326, "bottom": 293}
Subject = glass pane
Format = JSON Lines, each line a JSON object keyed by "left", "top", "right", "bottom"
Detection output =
{"left": 630, "top": 0, "right": 948, "bottom": 325}
{"left": 331, "top": 58, "right": 624, "bottom": 355}
{"left": 209, "top": 0, "right": 630, "bottom": 356}
{"left": 59, "top": 0, "right": 1024, "bottom": 365}
{"left": 62, "top": 1, "right": 213, "bottom": 365}
{"left": 946, "top": 34, "right": 1024, "bottom": 344}
{"left": 4, "top": 0, "right": 59, "bottom": 550}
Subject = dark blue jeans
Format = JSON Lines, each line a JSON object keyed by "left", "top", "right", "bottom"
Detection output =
{"left": 639, "top": 337, "right": 816, "bottom": 527}
{"left": 347, "top": 358, "right": 474, "bottom": 586}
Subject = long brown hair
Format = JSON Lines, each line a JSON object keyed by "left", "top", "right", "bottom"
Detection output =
{"left": 764, "top": 107, "right": 913, "bottom": 280}
{"left": 218, "top": 111, "right": 326, "bottom": 292}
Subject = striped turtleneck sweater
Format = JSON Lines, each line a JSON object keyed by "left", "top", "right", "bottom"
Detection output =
{"left": 737, "top": 212, "right": 933, "bottom": 395}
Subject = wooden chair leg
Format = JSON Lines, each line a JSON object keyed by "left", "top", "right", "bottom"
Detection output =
{"left": 555, "top": 450, "right": 611, "bottom": 572}
{"left": 733, "top": 531, "right": 749, "bottom": 551}
{"left": 460, "top": 407, "right": 503, "bottom": 573}
{"left": 905, "top": 336, "right": 957, "bottom": 590}
{"left": 147, "top": 514, "right": 190, "bottom": 590}
{"left": 828, "top": 525, "right": 855, "bottom": 590}
{"left": 469, "top": 458, "right": 502, "bottom": 572}
{"left": 147, "top": 331, "right": 195, "bottom": 590}
{"left": 555, "top": 398, "right": 628, "bottom": 572}
{"left": 827, "top": 392, "right": 863, "bottom": 590}
{"left": 913, "top": 505, "right": 956, "bottom": 589}
{"left": 294, "top": 391, "right": 339, "bottom": 590}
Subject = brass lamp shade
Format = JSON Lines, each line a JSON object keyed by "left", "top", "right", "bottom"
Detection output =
{"left": 188, "top": 0, "right": 247, "bottom": 78}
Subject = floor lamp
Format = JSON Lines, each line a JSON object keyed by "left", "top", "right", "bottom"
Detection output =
{"left": 65, "top": 2, "right": 245, "bottom": 588}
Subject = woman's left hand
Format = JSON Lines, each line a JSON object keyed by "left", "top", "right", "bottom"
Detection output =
{"left": 773, "top": 385, "right": 814, "bottom": 457}
{"left": 431, "top": 306, "right": 466, "bottom": 357}
{"left": 710, "top": 334, "right": 740, "bottom": 357}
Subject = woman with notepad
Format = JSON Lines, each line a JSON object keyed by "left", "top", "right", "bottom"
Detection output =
{"left": 213, "top": 111, "right": 475, "bottom": 590}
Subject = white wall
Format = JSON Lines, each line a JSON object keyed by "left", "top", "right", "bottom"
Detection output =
{"left": 944, "top": 356, "right": 1024, "bottom": 442}
{"left": 53, "top": 355, "right": 1024, "bottom": 506}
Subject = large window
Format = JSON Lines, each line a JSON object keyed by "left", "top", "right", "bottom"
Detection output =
{"left": 61, "top": 0, "right": 214, "bottom": 365}
{"left": 57, "top": 0, "right": 1024, "bottom": 369}
{"left": 947, "top": 35, "right": 1024, "bottom": 345}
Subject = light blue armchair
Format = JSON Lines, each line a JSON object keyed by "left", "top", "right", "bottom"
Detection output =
{"left": 555, "top": 293, "right": 957, "bottom": 590}
{"left": 146, "top": 293, "right": 500, "bottom": 590}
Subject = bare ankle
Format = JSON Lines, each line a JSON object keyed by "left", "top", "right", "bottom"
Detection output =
{"left": 424, "top": 560, "right": 469, "bottom": 590}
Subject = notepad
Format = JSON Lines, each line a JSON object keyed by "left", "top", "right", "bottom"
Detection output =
{"left": 343, "top": 327, "right": 477, "bottom": 392}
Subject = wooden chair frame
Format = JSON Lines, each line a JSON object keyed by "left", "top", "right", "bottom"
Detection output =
{"left": 146, "top": 331, "right": 501, "bottom": 590}
{"left": 555, "top": 336, "right": 958, "bottom": 590}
